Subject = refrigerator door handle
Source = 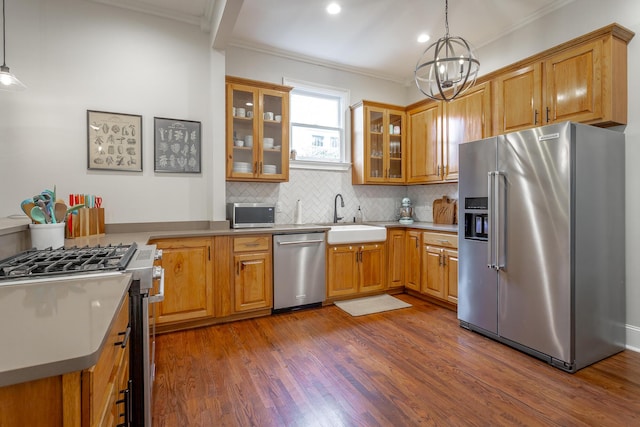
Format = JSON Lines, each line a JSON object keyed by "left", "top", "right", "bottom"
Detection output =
{"left": 494, "top": 171, "right": 505, "bottom": 270}
{"left": 487, "top": 171, "right": 496, "bottom": 269}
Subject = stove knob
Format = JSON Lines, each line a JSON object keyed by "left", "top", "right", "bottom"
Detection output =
{"left": 154, "top": 249, "right": 163, "bottom": 260}
{"left": 152, "top": 266, "right": 163, "bottom": 280}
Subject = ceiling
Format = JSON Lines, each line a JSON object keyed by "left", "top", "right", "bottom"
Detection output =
{"left": 92, "top": 0, "right": 575, "bottom": 84}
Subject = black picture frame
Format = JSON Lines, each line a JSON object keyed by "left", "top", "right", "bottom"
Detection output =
{"left": 153, "top": 117, "right": 202, "bottom": 173}
{"left": 87, "top": 110, "right": 143, "bottom": 172}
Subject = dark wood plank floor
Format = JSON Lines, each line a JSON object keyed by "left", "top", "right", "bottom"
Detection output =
{"left": 152, "top": 294, "right": 640, "bottom": 426}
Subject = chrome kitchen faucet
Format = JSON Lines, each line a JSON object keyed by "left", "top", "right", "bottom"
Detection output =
{"left": 333, "top": 193, "right": 344, "bottom": 223}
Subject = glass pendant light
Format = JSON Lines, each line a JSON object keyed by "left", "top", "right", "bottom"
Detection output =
{"left": 0, "top": 0, "right": 26, "bottom": 92}
{"left": 414, "top": 0, "right": 478, "bottom": 102}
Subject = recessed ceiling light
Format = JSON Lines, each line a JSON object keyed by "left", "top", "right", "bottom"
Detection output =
{"left": 327, "top": 2, "right": 341, "bottom": 15}
{"left": 417, "top": 33, "right": 430, "bottom": 43}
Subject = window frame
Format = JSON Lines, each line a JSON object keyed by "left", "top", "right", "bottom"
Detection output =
{"left": 283, "top": 77, "right": 351, "bottom": 171}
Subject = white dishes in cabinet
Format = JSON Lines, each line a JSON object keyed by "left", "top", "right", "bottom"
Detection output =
{"left": 233, "top": 161, "right": 252, "bottom": 173}
{"left": 263, "top": 164, "right": 277, "bottom": 175}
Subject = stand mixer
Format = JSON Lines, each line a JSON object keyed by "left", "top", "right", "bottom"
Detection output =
{"left": 399, "top": 197, "right": 414, "bottom": 224}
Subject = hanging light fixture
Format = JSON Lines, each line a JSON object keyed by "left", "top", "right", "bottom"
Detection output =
{"left": 0, "top": 0, "right": 26, "bottom": 92}
{"left": 414, "top": 0, "right": 478, "bottom": 102}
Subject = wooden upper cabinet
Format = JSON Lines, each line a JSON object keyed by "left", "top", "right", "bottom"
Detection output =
{"left": 494, "top": 63, "right": 543, "bottom": 134}
{"left": 443, "top": 81, "right": 491, "bottom": 182}
{"left": 352, "top": 101, "right": 406, "bottom": 185}
{"left": 544, "top": 40, "right": 602, "bottom": 124}
{"left": 407, "top": 102, "right": 441, "bottom": 184}
{"left": 493, "top": 24, "right": 633, "bottom": 132}
{"left": 226, "top": 76, "right": 292, "bottom": 182}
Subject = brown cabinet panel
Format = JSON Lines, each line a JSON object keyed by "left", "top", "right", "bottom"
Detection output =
{"left": 234, "top": 252, "right": 272, "bottom": 312}
{"left": 419, "top": 232, "right": 458, "bottom": 307}
{"left": 494, "top": 63, "right": 543, "bottom": 134}
{"left": 327, "top": 242, "right": 386, "bottom": 298}
{"left": 359, "top": 243, "right": 385, "bottom": 293}
{"left": 444, "top": 81, "right": 491, "bottom": 182}
{"left": 351, "top": 101, "right": 406, "bottom": 185}
{"left": 545, "top": 40, "right": 602, "bottom": 124}
{"left": 327, "top": 245, "right": 359, "bottom": 297}
{"left": 387, "top": 229, "right": 405, "bottom": 289}
{"left": 444, "top": 249, "right": 458, "bottom": 304}
{"left": 404, "top": 230, "right": 421, "bottom": 292}
{"left": 151, "top": 237, "right": 214, "bottom": 325}
{"left": 407, "top": 102, "right": 441, "bottom": 183}
{"left": 226, "top": 76, "right": 291, "bottom": 182}
{"left": 422, "top": 246, "right": 445, "bottom": 299}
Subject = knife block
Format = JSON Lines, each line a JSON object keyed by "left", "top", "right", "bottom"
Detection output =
{"left": 66, "top": 208, "right": 105, "bottom": 238}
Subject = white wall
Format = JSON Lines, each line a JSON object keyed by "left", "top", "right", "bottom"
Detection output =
{"left": 0, "top": 0, "right": 223, "bottom": 223}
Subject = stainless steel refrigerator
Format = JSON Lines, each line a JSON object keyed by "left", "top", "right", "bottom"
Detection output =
{"left": 458, "top": 121, "right": 626, "bottom": 372}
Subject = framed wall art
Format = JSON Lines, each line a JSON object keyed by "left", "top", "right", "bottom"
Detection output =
{"left": 154, "top": 117, "right": 202, "bottom": 173}
{"left": 87, "top": 110, "right": 143, "bottom": 172}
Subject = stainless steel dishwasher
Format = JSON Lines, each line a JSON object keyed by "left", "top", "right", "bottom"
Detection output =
{"left": 273, "top": 232, "right": 326, "bottom": 312}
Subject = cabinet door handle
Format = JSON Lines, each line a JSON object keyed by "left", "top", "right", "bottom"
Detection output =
{"left": 254, "top": 161, "right": 258, "bottom": 173}
{"left": 437, "top": 165, "right": 441, "bottom": 176}
{"left": 546, "top": 107, "right": 550, "bottom": 123}
{"left": 116, "top": 386, "right": 130, "bottom": 426}
{"left": 534, "top": 109, "right": 539, "bottom": 125}
{"left": 115, "top": 326, "right": 131, "bottom": 348}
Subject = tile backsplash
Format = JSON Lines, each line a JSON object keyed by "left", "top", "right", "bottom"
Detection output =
{"left": 226, "top": 169, "right": 458, "bottom": 224}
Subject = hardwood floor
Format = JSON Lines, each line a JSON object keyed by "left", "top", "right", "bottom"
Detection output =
{"left": 153, "top": 294, "right": 640, "bottom": 426}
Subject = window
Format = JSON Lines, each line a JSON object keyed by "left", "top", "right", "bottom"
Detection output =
{"left": 284, "top": 78, "right": 349, "bottom": 168}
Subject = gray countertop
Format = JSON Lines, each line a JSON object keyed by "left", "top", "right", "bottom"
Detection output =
{"left": 65, "top": 221, "right": 457, "bottom": 247}
{"left": 0, "top": 272, "right": 132, "bottom": 387}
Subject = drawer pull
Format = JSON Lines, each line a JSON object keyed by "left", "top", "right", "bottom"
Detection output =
{"left": 438, "top": 240, "right": 451, "bottom": 244}
{"left": 114, "top": 326, "right": 131, "bottom": 348}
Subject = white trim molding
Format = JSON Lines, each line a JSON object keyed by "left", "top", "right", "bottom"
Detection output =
{"left": 626, "top": 324, "right": 640, "bottom": 353}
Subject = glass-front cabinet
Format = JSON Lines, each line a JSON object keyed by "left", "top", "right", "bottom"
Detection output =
{"left": 226, "top": 76, "right": 292, "bottom": 182}
{"left": 351, "top": 100, "right": 405, "bottom": 185}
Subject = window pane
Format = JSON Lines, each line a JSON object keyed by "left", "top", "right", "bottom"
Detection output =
{"left": 291, "top": 125, "right": 341, "bottom": 162}
{"left": 290, "top": 92, "right": 341, "bottom": 128}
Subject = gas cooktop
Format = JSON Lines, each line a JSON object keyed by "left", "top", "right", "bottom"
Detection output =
{"left": 0, "top": 243, "right": 138, "bottom": 282}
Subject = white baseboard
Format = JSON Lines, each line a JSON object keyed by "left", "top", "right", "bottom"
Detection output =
{"left": 626, "top": 324, "right": 640, "bottom": 353}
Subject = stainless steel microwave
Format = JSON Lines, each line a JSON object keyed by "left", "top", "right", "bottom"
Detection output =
{"left": 227, "top": 203, "right": 276, "bottom": 228}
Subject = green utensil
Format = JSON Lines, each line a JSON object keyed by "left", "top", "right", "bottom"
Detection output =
{"left": 30, "top": 206, "right": 47, "bottom": 224}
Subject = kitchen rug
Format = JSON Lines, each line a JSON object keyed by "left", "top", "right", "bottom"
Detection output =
{"left": 334, "top": 294, "right": 411, "bottom": 317}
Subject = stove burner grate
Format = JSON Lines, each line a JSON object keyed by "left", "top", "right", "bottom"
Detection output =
{"left": 0, "top": 243, "right": 138, "bottom": 281}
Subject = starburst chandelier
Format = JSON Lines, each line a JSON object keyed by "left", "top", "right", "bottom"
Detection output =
{"left": 414, "top": 0, "right": 479, "bottom": 102}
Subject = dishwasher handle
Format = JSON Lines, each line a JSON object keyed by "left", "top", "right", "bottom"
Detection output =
{"left": 277, "top": 239, "right": 325, "bottom": 246}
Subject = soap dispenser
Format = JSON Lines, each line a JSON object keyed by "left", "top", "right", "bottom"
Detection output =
{"left": 355, "top": 206, "right": 363, "bottom": 223}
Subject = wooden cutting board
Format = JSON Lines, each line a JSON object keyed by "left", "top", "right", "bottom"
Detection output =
{"left": 433, "top": 196, "right": 457, "bottom": 224}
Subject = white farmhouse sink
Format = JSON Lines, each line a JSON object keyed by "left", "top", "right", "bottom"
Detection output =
{"left": 326, "top": 224, "right": 387, "bottom": 245}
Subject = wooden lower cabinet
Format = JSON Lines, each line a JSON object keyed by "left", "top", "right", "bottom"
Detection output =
{"left": 387, "top": 229, "right": 405, "bottom": 289}
{"left": 233, "top": 235, "right": 273, "bottom": 312}
{"left": 327, "top": 242, "right": 385, "bottom": 299}
{"left": 404, "top": 230, "right": 422, "bottom": 292}
{"left": 150, "top": 237, "right": 214, "bottom": 326}
{"left": 420, "top": 231, "right": 458, "bottom": 306}
{"left": 0, "top": 295, "right": 130, "bottom": 427}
